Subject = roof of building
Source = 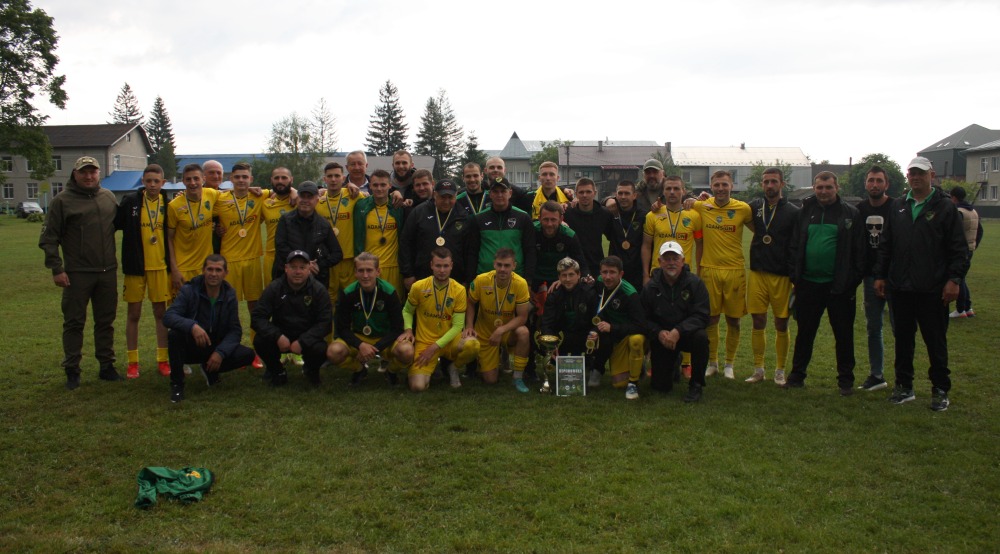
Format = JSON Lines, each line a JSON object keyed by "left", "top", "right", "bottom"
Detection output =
{"left": 100, "top": 170, "right": 144, "bottom": 192}
{"left": 964, "top": 138, "right": 1000, "bottom": 154}
{"left": 174, "top": 154, "right": 438, "bottom": 174}
{"left": 558, "top": 145, "right": 667, "bottom": 167}
{"left": 919, "top": 124, "right": 1000, "bottom": 153}
{"left": 43, "top": 124, "right": 152, "bottom": 152}
{"left": 670, "top": 146, "right": 811, "bottom": 167}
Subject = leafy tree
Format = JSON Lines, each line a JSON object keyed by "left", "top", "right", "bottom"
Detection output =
{"left": 310, "top": 97, "right": 338, "bottom": 156}
{"left": 530, "top": 140, "right": 573, "bottom": 174}
{"left": 414, "top": 89, "right": 464, "bottom": 181}
{"left": 737, "top": 160, "right": 795, "bottom": 201}
{"left": 365, "top": 80, "right": 408, "bottom": 156}
{"left": 938, "top": 179, "right": 981, "bottom": 204}
{"left": 0, "top": 0, "right": 68, "bottom": 185}
{"left": 108, "top": 82, "right": 143, "bottom": 125}
{"left": 263, "top": 112, "right": 324, "bottom": 183}
{"left": 458, "top": 131, "right": 488, "bottom": 172}
{"left": 843, "top": 153, "right": 906, "bottom": 197}
{"left": 144, "top": 95, "right": 177, "bottom": 178}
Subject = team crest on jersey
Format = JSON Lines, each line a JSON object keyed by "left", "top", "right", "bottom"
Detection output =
{"left": 376, "top": 300, "right": 385, "bottom": 310}
{"left": 845, "top": 219, "right": 854, "bottom": 229}
{"left": 455, "top": 221, "right": 463, "bottom": 230}
{"left": 205, "top": 201, "right": 211, "bottom": 210}
{"left": 681, "top": 290, "right": 690, "bottom": 301}
{"left": 507, "top": 218, "right": 517, "bottom": 228}
{"left": 304, "top": 295, "right": 312, "bottom": 306}
{"left": 612, "top": 299, "right": 621, "bottom": 309}
{"left": 925, "top": 211, "right": 935, "bottom": 221}
{"left": 556, "top": 242, "right": 564, "bottom": 252}
{"left": 341, "top": 197, "right": 349, "bottom": 206}
{"left": 577, "top": 303, "right": 588, "bottom": 313}
{"left": 507, "top": 293, "right": 514, "bottom": 303}
{"left": 727, "top": 210, "right": 735, "bottom": 219}
{"left": 682, "top": 217, "right": 691, "bottom": 226}
{"left": 248, "top": 200, "right": 255, "bottom": 208}
{"left": 445, "top": 297, "right": 454, "bottom": 307}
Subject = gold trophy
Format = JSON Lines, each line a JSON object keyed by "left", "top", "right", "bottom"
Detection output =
{"left": 534, "top": 331, "right": 563, "bottom": 394}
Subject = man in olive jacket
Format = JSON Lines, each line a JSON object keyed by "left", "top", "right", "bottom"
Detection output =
{"left": 39, "top": 156, "right": 122, "bottom": 389}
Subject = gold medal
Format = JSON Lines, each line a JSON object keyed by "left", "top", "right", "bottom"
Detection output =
{"left": 333, "top": 227, "right": 340, "bottom": 236}
{"left": 435, "top": 236, "right": 446, "bottom": 246}
{"left": 621, "top": 240, "right": 631, "bottom": 250}
{"left": 362, "top": 325, "right": 372, "bottom": 336}
{"left": 592, "top": 316, "right": 601, "bottom": 326}
{"left": 238, "top": 228, "right": 247, "bottom": 238}
{"left": 762, "top": 234, "right": 772, "bottom": 245}
{"left": 149, "top": 235, "right": 158, "bottom": 245}
{"left": 494, "top": 318, "right": 503, "bottom": 327}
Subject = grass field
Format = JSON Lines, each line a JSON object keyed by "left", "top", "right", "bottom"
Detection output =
{"left": 1, "top": 215, "right": 998, "bottom": 552}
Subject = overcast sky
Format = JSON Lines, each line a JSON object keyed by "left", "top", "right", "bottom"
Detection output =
{"left": 34, "top": 0, "right": 999, "bottom": 169}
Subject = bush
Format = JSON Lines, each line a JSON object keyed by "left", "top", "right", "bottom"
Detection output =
{"left": 26, "top": 212, "right": 45, "bottom": 223}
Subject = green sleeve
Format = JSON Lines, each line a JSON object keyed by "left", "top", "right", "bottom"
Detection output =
{"left": 436, "top": 312, "right": 465, "bottom": 348}
{"left": 402, "top": 300, "right": 415, "bottom": 330}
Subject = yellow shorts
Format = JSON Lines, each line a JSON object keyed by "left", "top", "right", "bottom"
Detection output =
{"left": 263, "top": 252, "right": 276, "bottom": 286}
{"left": 610, "top": 334, "right": 645, "bottom": 387}
{"left": 410, "top": 336, "right": 480, "bottom": 376}
{"left": 332, "top": 335, "right": 401, "bottom": 372}
{"left": 477, "top": 330, "right": 518, "bottom": 373}
{"left": 178, "top": 267, "right": 202, "bottom": 285}
{"left": 328, "top": 259, "right": 356, "bottom": 306}
{"left": 701, "top": 267, "right": 747, "bottom": 318}
{"left": 123, "top": 269, "right": 171, "bottom": 304}
{"left": 225, "top": 258, "right": 264, "bottom": 302}
{"left": 380, "top": 266, "right": 403, "bottom": 300}
{"left": 747, "top": 270, "right": 791, "bottom": 318}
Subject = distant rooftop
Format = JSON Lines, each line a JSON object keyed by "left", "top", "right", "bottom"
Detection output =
{"left": 671, "top": 146, "right": 811, "bottom": 167}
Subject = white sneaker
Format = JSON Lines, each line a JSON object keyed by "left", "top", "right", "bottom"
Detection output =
{"left": 724, "top": 364, "right": 735, "bottom": 379}
{"left": 774, "top": 369, "right": 786, "bottom": 385}
{"left": 588, "top": 369, "right": 602, "bottom": 388}
{"left": 625, "top": 382, "right": 639, "bottom": 400}
{"left": 706, "top": 362, "right": 719, "bottom": 377}
{"left": 745, "top": 368, "right": 765, "bottom": 383}
{"left": 948, "top": 310, "right": 967, "bottom": 319}
{"left": 183, "top": 364, "right": 193, "bottom": 375}
{"left": 447, "top": 363, "right": 462, "bottom": 388}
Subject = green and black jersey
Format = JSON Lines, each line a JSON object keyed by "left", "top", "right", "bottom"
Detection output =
{"left": 335, "top": 278, "right": 403, "bottom": 351}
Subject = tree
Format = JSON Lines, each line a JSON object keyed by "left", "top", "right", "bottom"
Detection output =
{"left": 0, "top": 0, "right": 68, "bottom": 185}
{"left": 737, "top": 160, "right": 795, "bottom": 201}
{"left": 145, "top": 95, "right": 177, "bottom": 179}
{"left": 108, "top": 82, "right": 143, "bottom": 125}
{"left": 649, "top": 149, "right": 683, "bottom": 181}
{"left": 938, "top": 179, "right": 982, "bottom": 204}
{"left": 263, "top": 112, "right": 324, "bottom": 183}
{"left": 458, "top": 131, "right": 488, "bottom": 172}
{"left": 310, "top": 97, "right": 338, "bottom": 156}
{"left": 842, "top": 153, "right": 906, "bottom": 198}
{"left": 530, "top": 140, "right": 573, "bottom": 175}
{"left": 414, "top": 89, "right": 464, "bottom": 180}
{"left": 365, "top": 80, "right": 409, "bottom": 156}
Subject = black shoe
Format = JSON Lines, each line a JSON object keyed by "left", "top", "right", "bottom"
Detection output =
{"left": 781, "top": 379, "right": 805, "bottom": 389}
{"left": 305, "top": 368, "right": 321, "bottom": 386}
{"left": 683, "top": 384, "right": 703, "bottom": 403}
{"left": 170, "top": 384, "right": 184, "bottom": 403}
{"left": 98, "top": 364, "right": 125, "bottom": 382}
{"left": 270, "top": 371, "right": 288, "bottom": 387}
{"left": 65, "top": 370, "right": 81, "bottom": 391}
{"left": 200, "top": 365, "right": 220, "bottom": 387}
{"left": 930, "top": 388, "right": 950, "bottom": 412}
{"left": 386, "top": 371, "right": 398, "bottom": 386}
{"left": 350, "top": 368, "right": 369, "bottom": 386}
{"left": 839, "top": 387, "right": 854, "bottom": 397}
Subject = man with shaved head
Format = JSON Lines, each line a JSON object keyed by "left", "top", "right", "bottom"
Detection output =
{"left": 203, "top": 160, "right": 225, "bottom": 253}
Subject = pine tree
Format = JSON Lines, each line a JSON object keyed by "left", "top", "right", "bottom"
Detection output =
{"left": 144, "top": 96, "right": 178, "bottom": 178}
{"left": 459, "top": 131, "right": 489, "bottom": 172}
{"left": 108, "top": 82, "right": 143, "bottom": 125}
{"left": 364, "top": 80, "right": 409, "bottom": 156}
{"left": 415, "top": 89, "right": 463, "bottom": 180}
{"left": 310, "top": 97, "right": 338, "bottom": 156}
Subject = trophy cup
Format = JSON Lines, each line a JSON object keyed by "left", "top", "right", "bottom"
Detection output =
{"left": 534, "top": 331, "right": 563, "bottom": 394}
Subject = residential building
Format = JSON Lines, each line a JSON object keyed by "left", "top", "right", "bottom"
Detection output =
{"left": 918, "top": 124, "right": 1000, "bottom": 182}
{"left": 964, "top": 138, "right": 1000, "bottom": 208}
{"left": 670, "top": 144, "right": 812, "bottom": 192}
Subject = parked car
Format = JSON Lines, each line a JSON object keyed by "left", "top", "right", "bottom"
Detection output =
{"left": 16, "top": 202, "right": 43, "bottom": 218}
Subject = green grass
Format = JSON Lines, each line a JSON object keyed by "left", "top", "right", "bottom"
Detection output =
{"left": 1, "top": 215, "right": 998, "bottom": 552}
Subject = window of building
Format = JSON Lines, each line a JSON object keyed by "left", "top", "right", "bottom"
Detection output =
{"left": 26, "top": 182, "right": 39, "bottom": 199}
{"left": 982, "top": 157, "right": 989, "bottom": 173}
{"left": 981, "top": 186, "right": 990, "bottom": 200}
{"left": 992, "top": 156, "right": 1000, "bottom": 172}
{"left": 113, "top": 154, "right": 121, "bottom": 170}
{"left": 516, "top": 171, "right": 531, "bottom": 184}
{"left": 53, "top": 156, "right": 62, "bottom": 171}
{"left": 682, "top": 170, "right": 692, "bottom": 183}
{"left": 2, "top": 183, "right": 13, "bottom": 200}
{"left": 992, "top": 185, "right": 999, "bottom": 201}
{"left": 51, "top": 182, "right": 64, "bottom": 196}
{"left": 1, "top": 156, "right": 11, "bottom": 172}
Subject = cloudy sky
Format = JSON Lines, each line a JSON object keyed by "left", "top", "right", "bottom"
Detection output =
{"left": 34, "top": 0, "right": 999, "bottom": 168}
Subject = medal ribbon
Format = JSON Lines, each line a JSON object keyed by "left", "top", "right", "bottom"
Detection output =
{"left": 374, "top": 202, "right": 390, "bottom": 239}
{"left": 493, "top": 275, "right": 511, "bottom": 323}
{"left": 186, "top": 195, "right": 202, "bottom": 230}
{"left": 234, "top": 193, "right": 249, "bottom": 227}
{"left": 325, "top": 190, "right": 343, "bottom": 229}
{"left": 144, "top": 194, "right": 161, "bottom": 233}
{"left": 435, "top": 208, "right": 453, "bottom": 239}
{"left": 665, "top": 209, "right": 681, "bottom": 237}
{"left": 619, "top": 209, "right": 637, "bottom": 238}
{"left": 433, "top": 282, "right": 451, "bottom": 324}
{"left": 762, "top": 202, "right": 777, "bottom": 233}
{"left": 596, "top": 281, "right": 622, "bottom": 318}
{"left": 361, "top": 286, "right": 378, "bottom": 329}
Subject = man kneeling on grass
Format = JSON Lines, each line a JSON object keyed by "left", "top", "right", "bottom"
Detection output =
{"left": 163, "top": 254, "right": 255, "bottom": 403}
{"left": 252, "top": 250, "right": 333, "bottom": 387}
{"left": 400, "top": 247, "right": 480, "bottom": 391}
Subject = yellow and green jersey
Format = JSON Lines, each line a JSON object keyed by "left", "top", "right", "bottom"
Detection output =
{"left": 468, "top": 270, "right": 530, "bottom": 338}
{"left": 213, "top": 190, "right": 265, "bottom": 262}
{"left": 167, "top": 188, "right": 219, "bottom": 272}
{"left": 693, "top": 197, "right": 753, "bottom": 270}
{"left": 406, "top": 276, "right": 467, "bottom": 345}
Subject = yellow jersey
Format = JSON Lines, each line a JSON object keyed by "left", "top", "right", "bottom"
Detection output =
{"left": 213, "top": 190, "right": 265, "bottom": 262}
{"left": 167, "top": 188, "right": 219, "bottom": 272}
{"left": 261, "top": 192, "right": 293, "bottom": 254}
{"left": 643, "top": 207, "right": 702, "bottom": 271}
{"left": 140, "top": 194, "right": 167, "bottom": 271}
{"left": 407, "top": 276, "right": 467, "bottom": 345}
{"left": 468, "top": 270, "right": 531, "bottom": 338}
{"left": 318, "top": 188, "right": 367, "bottom": 259}
{"left": 363, "top": 203, "right": 400, "bottom": 268}
{"left": 693, "top": 197, "right": 753, "bottom": 270}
